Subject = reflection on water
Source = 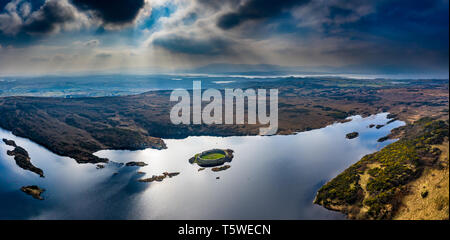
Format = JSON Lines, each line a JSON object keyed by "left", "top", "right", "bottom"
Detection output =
{"left": 0, "top": 113, "right": 404, "bottom": 219}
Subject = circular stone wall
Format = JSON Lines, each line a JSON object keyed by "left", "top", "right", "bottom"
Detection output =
{"left": 191, "top": 149, "right": 233, "bottom": 167}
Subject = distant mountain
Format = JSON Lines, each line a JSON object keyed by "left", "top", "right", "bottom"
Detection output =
{"left": 180, "top": 63, "right": 331, "bottom": 75}
{"left": 178, "top": 63, "right": 449, "bottom": 79}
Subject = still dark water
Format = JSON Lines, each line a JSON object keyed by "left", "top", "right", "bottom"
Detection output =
{"left": 0, "top": 113, "right": 404, "bottom": 219}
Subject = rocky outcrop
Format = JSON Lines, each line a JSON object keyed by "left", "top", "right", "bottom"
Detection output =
{"left": 138, "top": 172, "right": 180, "bottom": 183}
{"left": 5, "top": 140, "right": 44, "bottom": 178}
{"left": 125, "top": 161, "right": 148, "bottom": 167}
{"left": 346, "top": 132, "right": 359, "bottom": 139}
{"left": 2, "top": 138, "right": 16, "bottom": 147}
{"left": 377, "top": 136, "right": 389, "bottom": 142}
{"left": 21, "top": 185, "right": 45, "bottom": 200}
{"left": 386, "top": 119, "right": 397, "bottom": 125}
{"left": 211, "top": 165, "right": 231, "bottom": 172}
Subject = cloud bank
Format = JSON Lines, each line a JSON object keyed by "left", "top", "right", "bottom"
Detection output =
{"left": 0, "top": 0, "right": 448, "bottom": 76}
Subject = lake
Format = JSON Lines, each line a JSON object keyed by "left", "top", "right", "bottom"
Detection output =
{"left": 0, "top": 113, "right": 404, "bottom": 219}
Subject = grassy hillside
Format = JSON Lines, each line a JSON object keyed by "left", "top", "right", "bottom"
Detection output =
{"left": 394, "top": 141, "right": 449, "bottom": 220}
{"left": 315, "top": 117, "right": 449, "bottom": 219}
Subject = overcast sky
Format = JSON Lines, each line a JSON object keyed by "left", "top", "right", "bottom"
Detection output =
{"left": 0, "top": 0, "right": 448, "bottom": 76}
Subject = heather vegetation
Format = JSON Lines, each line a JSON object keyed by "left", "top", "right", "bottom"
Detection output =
{"left": 315, "top": 117, "right": 449, "bottom": 219}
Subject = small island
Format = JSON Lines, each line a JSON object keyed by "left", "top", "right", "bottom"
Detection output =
{"left": 377, "top": 136, "right": 389, "bottom": 142}
{"left": 386, "top": 119, "right": 397, "bottom": 125}
{"left": 21, "top": 185, "right": 45, "bottom": 200}
{"left": 3, "top": 139, "right": 44, "bottom": 178}
{"left": 125, "top": 161, "right": 148, "bottom": 167}
{"left": 138, "top": 172, "right": 180, "bottom": 183}
{"left": 212, "top": 165, "right": 231, "bottom": 172}
{"left": 2, "top": 138, "right": 17, "bottom": 147}
{"left": 189, "top": 149, "right": 234, "bottom": 167}
{"left": 346, "top": 132, "right": 359, "bottom": 139}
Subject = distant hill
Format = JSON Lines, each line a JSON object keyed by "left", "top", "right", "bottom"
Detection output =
{"left": 178, "top": 63, "right": 449, "bottom": 79}
{"left": 180, "top": 63, "right": 331, "bottom": 75}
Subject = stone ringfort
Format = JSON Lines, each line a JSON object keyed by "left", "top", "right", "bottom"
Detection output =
{"left": 189, "top": 149, "right": 234, "bottom": 167}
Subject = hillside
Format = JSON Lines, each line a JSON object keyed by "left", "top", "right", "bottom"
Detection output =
{"left": 315, "top": 117, "right": 449, "bottom": 219}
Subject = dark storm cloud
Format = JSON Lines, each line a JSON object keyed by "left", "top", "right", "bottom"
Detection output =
{"left": 153, "top": 34, "right": 231, "bottom": 55}
{"left": 195, "top": 0, "right": 241, "bottom": 10}
{"left": 23, "top": 0, "right": 76, "bottom": 34}
{"left": 319, "top": 0, "right": 449, "bottom": 70}
{"left": 327, "top": 6, "right": 353, "bottom": 20}
{"left": 345, "top": 0, "right": 448, "bottom": 49}
{"left": 323, "top": 0, "right": 449, "bottom": 62}
{"left": 1, "top": 0, "right": 147, "bottom": 39}
{"left": 217, "top": 0, "right": 310, "bottom": 29}
{"left": 0, "top": 0, "right": 9, "bottom": 10}
{"left": 175, "top": 0, "right": 447, "bottom": 72}
{"left": 70, "top": 0, "right": 145, "bottom": 25}
{"left": 0, "top": 0, "right": 80, "bottom": 37}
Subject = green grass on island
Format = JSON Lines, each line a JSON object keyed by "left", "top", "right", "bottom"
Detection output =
{"left": 201, "top": 153, "right": 226, "bottom": 160}
{"left": 189, "top": 149, "right": 234, "bottom": 167}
